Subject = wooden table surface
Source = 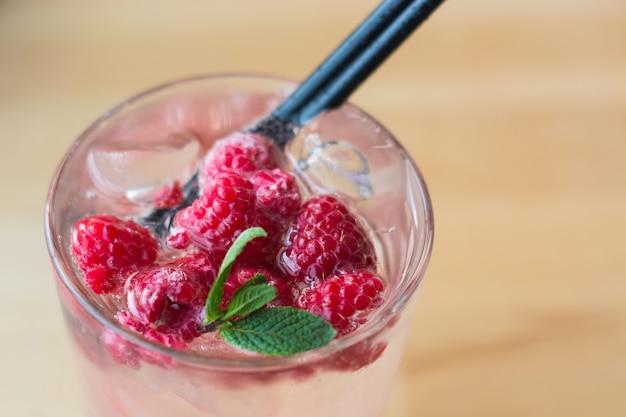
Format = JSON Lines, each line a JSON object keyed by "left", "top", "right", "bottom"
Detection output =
{"left": 1, "top": 0, "right": 624, "bottom": 416}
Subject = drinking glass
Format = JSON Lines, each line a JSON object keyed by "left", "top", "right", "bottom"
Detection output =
{"left": 45, "top": 74, "right": 434, "bottom": 417}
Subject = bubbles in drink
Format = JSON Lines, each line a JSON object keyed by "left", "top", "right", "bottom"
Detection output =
{"left": 87, "top": 132, "right": 201, "bottom": 205}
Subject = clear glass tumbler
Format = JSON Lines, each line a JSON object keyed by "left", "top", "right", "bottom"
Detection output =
{"left": 45, "top": 74, "right": 434, "bottom": 417}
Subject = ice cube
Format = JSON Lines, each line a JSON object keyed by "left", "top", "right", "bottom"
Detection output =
{"left": 296, "top": 134, "right": 373, "bottom": 200}
{"left": 88, "top": 132, "right": 200, "bottom": 205}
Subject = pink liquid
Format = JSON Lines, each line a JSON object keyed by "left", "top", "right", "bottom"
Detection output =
{"left": 62, "top": 296, "right": 416, "bottom": 417}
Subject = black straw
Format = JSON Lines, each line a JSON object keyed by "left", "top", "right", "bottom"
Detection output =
{"left": 142, "top": 0, "right": 445, "bottom": 234}
{"left": 273, "top": 0, "right": 445, "bottom": 127}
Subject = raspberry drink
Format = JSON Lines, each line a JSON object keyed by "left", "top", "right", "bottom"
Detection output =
{"left": 45, "top": 74, "right": 433, "bottom": 417}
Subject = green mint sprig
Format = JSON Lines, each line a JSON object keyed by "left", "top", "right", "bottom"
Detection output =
{"left": 201, "top": 227, "right": 337, "bottom": 356}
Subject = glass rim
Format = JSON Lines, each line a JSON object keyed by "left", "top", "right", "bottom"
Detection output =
{"left": 44, "top": 72, "right": 434, "bottom": 371}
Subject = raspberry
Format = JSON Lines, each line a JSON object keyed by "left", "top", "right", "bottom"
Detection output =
{"left": 166, "top": 251, "right": 220, "bottom": 288}
{"left": 165, "top": 229, "right": 190, "bottom": 249}
{"left": 174, "top": 169, "right": 300, "bottom": 263}
{"left": 152, "top": 181, "right": 184, "bottom": 209}
{"left": 279, "top": 195, "right": 377, "bottom": 284}
{"left": 107, "top": 313, "right": 185, "bottom": 368}
{"left": 177, "top": 132, "right": 301, "bottom": 263}
{"left": 174, "top": 172, "right": 256, "bottom": 256}
{"left": 252, "top": 168, "right": 301, "bottom": 218}
{"left": 124, "top": 265, "right": 209, "bottom": 342}
{"left": 299, "top": 270, "right": 384, "bottom": 336}
{"left": 248, "top": 168, "right": 301, "bottom": 260}
{"left": 201, "top": 132, "right": 279, "bottom": 186}
{"left": 221, "top": 265, "right": 295, "bottom": 309}
{"left": 101, "top": 326, "right": 142, "bottom": 369}
{"left": 72, "top": 215, "right": 159, "bottom": 294}
{"left": 322, "top": 340, "right": 387, "bottom": 371}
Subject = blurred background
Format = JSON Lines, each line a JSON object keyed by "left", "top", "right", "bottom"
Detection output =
{"left": 1, "top": 0, "right": 624, "bottom": 416}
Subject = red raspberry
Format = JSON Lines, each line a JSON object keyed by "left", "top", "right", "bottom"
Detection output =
{"left": 279, "top": 195, "right": 377, "bottom": 284}
{"left": 72, "top": 215, "right": 159, "bottom": 294}
{"left": 152, "top": 180, "right": 184, "bottom": 209}
{"left": 174, "top": 169, "right": 299, "bottom": 263}
{"left": 101, "top": 325, "right": 142, "bottom": 369}
{"left": 299, "top": 270, "right": 385, "bottom": 336}
{"left": 221, "top": 265, "right": 295, "bottom": 310}
{"left": 252, "top": 168, "right": 301, "bottom": 219}
{"left": 166, "top": 251, "right": 220, "bottom": 288}
{"left": 178, "top": 133, "right": 301, "bottom": 262}
{"left": 248, "top": 168, "right": 301, "bottom": 261}
{"left": 112, "top": 312, "right": 187, "bottom": 363}
{"left": 123, "top": 265, "right": 209, "bottom": 342}
{"left": 165, "top": 229, "right": 190, "bottom": 249}
{"left": 174, "top": 172, "right": 256, "bottom": 256}
{"left": 116, "top": 311, "right": 188, "bottom": 349}
{"left": 201, "top": 132, "right": 279, "bottom": 186}
{"left": 322, "top": 340, "right": 387, "bottom": 371}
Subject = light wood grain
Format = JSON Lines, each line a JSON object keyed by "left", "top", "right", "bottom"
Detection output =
{"left": 1, "top": 0, "right": 624, "bottom": 416}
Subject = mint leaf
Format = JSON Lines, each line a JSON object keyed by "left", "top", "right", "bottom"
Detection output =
{"left": 204, "top": 227, "right": 267, "bottom": 323}
{"left": 222, "top": 274, "right": 277, "bottom": 321}
{"left": 198, "top": 226, "right": 337, "bottom": 356}
{"left": 219, "top": 306, "right": 337, "bottom": 356}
